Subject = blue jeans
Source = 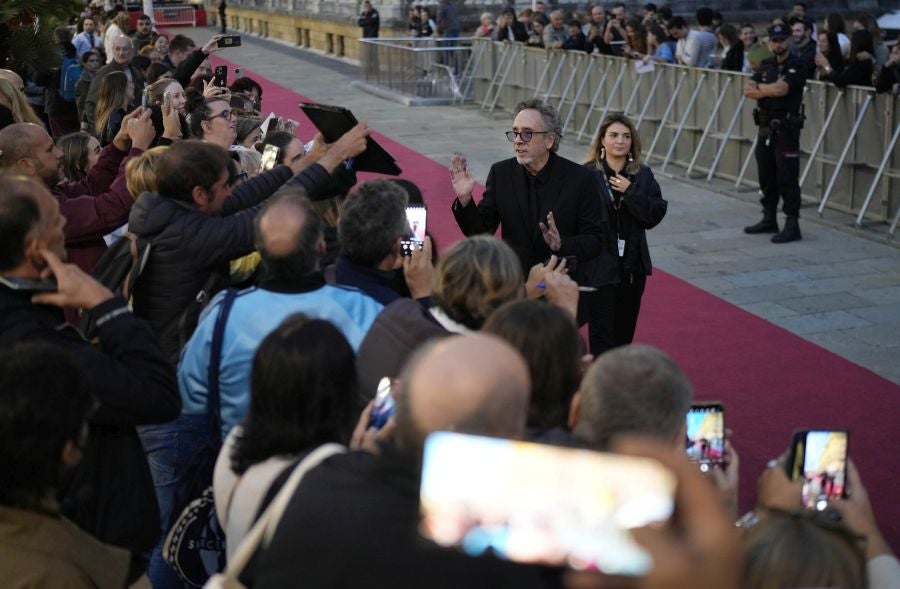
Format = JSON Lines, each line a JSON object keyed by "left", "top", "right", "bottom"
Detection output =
{"left": 139, "top": 414, "right": 212, "bottom": 589}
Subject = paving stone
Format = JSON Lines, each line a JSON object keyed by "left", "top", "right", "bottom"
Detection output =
{"left": 778, "top": 293, "right": 874, "bottom": 314}
{"left": 770, "top": 311, "right": 872, "bottom": 335}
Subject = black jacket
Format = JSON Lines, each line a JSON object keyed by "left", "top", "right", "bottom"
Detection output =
{"left": 355, "top": 298, "right": 450, "bottom": 400}
{"left": 129, "top": 163, "right": 331, "bottom": 363}
{"left": 495, "top": 21, "right": 529, "bottom": 43}
{"left": 452, "top": 152, "right": 607, "bottom": 275}
{"left": 358, "top": 9, "right": 380, "bottom": 38}
{"left": 721, "top": 44, "right": 744, "bottom": 73}
{"left": 254, "top": 447, "right": 561, "bottom": 588}
{"left": 876, "top": 63, "right": 900, "bottom": 94}
{"left": 580, "top": 162, "right": 667, "bottom": 286}
{"left": 826, "top": 59, "right": 874, "bottom": 88}
{"left": 0, "top": 288, "right": 179, "bottom": 562}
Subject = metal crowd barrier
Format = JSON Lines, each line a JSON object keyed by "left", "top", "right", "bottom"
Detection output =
{"left": 153, "top": 5, "right": 197, "bottom": 26}
{"left": 357, "top": 38, "right": 473, "bottom": 105}
{"left": 467, "top": 39, "right": 900, "bottom": 227}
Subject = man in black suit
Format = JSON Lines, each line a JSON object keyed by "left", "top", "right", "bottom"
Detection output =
{"left": 450, "top": 99, "right": 606, "bottom": 276}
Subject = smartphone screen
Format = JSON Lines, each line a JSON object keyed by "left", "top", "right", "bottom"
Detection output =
{"left": 216, "top": 35, "right": 242, "bottom": 48}
{"left": 214, "top": 65, "right": 228, "bottom": 88}
{"left": 401, "top": 205, "right": 427, "bottom": 256}
{"left": 141, "top": 88, "right": 150, "bottom": 112}
{"left": 685, "top": 403, "right": 725, "bottom": 472}
{"left": 163, "top": 91, "right": 172, "bottom": 109}
{"left": 419, "top": 431, "right": 675, "bottom": 576}
{"left": 799, "top": 430, "right": 848, "bottom": 511}
{"left": 260, "top": 144, "right": 280, "bottom": 171}
{"left": 368, "top": 377, "right": 395, "bottom": 430}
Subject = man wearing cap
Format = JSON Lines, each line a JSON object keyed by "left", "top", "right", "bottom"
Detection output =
{"left": 743, "top": 23, "right": 807, "bottom": 243}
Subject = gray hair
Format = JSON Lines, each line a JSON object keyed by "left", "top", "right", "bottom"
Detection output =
{"left": 514, "top": 99, "right": 563, "bottom": 152}
{"left": 574, "top": 344, "right": 693, "bottom": 450}
{"left": 338, "top": 179, "right": 409, "bottom": 267}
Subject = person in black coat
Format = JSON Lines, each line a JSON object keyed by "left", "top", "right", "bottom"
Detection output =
{"left": 825, "top": 29, "right": 875, "bottom": 88}
{"left": 581, "top": 114, "right": 667, "bottom": 354}
{"left": 875, "top": 42, "right": 900, "bottom": 95}
{"left": 450, "top": 99, "right": 606, "bottom": 277}
{"left": 718, "top": 24, "right": 745, "bottom": 72}
{"left": 0, "top": 175, "right": 179, "bottom": 583}
{"left": 494, "top": 8, "right": 529, "bottom": 43}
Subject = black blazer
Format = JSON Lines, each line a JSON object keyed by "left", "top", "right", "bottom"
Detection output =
{"left": 580, "top": 162, "right": 667, "bottom": 286}
{"left": 452, "top": 152, "right": 607, "bottom": 275}
{"left": 494, "top": 21, "right": 528, "bottom": 43}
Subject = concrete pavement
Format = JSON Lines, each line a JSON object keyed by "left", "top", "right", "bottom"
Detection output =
{"left": 185, "top": 27, "right": 900, "bottom": 385}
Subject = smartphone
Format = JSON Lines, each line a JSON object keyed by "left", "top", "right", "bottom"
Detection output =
{"left": 368, "top": 377, "right": 396, "bottom": 430}
{"left": 0, "top": 275, "right": 58, "bottom": 292}
{"left": 260, "top": 144, "right": 280, "bottom": 171}
{"left": 213, "top": 65, "right": 228, "bottom": 88}
{"left": 419, "top": 431, "right": 676, "bottom": 576}
{"left": 163, "top": 91, "right": 172, "bottom": 109}
{"left": 216, "top": 35, "right": 242, "bottom": 48}
{"left": 401, "top": 204, "right": 427, "bottom": 256}
{"left": 303, "top": 139, "right": 315, "bottom": 154}
{"left": 685, "top": 403, "right": 725, "bottom": 472}
{"left": 141, "top": 88, "right": 150, "bottom": 112}
{"left": 788, "top": 429, "right": 849, "bottom": 511}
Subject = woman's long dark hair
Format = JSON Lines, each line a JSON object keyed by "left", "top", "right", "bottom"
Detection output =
{"left": 230, "top": 314, "right": 359, "bottom": 474}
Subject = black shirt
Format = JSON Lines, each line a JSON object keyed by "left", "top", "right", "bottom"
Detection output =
{"left": 524, "top": 154, "right": 555, "bottom": 227}
{"left": 752, "top": 54, "right": 807, "bottom": 114}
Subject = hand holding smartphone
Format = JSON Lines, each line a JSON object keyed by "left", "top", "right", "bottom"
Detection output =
{"left": 368, "top": 377, "right": 396, "bottom": 430}
{"left": 786, "top": 429, "right": 849, "bottom": 511}
{"left": 216, "top": 35, "right": 242, "bottom": 48}
{"left": 401, "top": 204, "right": 427, "bottom": 256}
{"left": 685, "top": 403, "right": 725, "bottom": 472}
{"left": 213, "top": 65, "right": 228, "bottom": 88}
{"left": 260, "top": 144, "right": 280, "bottom": 171}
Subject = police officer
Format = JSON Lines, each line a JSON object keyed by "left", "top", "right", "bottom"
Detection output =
{"left": 743, "top": 23, "right": 807, "bottom": 243}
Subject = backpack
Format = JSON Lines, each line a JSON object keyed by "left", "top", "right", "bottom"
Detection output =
{"left": 79, "top": 231, "right": 150, "bottom": 338}
{"left": 59, "top": 55, "right": 81, "bottom": 103}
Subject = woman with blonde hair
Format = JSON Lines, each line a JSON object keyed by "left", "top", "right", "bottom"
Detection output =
{"left": 0, "top": 78, "right": 43, "bottom": 126}
{"left": 94, "top": 71, "right": 133, "bottom": 145}
{"left": 581, "top": 113, "right": 667, "bottom": 354}
{"left": 126, "top": 146, "right": 169, "bottom": 199}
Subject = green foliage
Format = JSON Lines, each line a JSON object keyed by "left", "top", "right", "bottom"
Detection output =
{"left": 0, "top": 0, "right": 81, "bottom": 75}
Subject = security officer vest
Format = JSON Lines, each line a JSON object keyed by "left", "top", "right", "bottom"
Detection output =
{"left": 752, "top": 54, "right": 807, "bottom": 115}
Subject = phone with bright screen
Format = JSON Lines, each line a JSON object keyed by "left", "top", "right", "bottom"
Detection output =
{"left": 419, "top": 431, "right": 676, "bottom": 576}
{"left": 401, "top": 204, "right": 426, "bottom": 256}
{"left": 260, "top": 144, "right": 280, "bottom": 171}
{"left": 788, "top": 429, "right": 849, "bottom": 511}
{"left": 685, "top": 403, "right": 725, "bottom": 472}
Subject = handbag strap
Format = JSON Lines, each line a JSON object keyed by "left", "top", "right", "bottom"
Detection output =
{"left": 217, "top": 443, "right": 346, "bottom": 580}
{"left": 207, "top": 288, "right": 238, "bottom": 443}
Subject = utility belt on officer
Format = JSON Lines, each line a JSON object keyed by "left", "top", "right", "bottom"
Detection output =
{"left": 753, "top": 107, "right": 805, "bottom": 135}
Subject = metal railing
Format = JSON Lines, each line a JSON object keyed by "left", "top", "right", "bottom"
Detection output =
{"left": 357, "top": 38, "right": 474, "bottom": 105}
{"left": 153, "top": 5, "right": 197, "bottom": 26}
{"left": 469, "top": 39, "right": 900, "bottom": 227}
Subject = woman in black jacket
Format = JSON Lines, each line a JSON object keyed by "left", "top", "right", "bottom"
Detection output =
{"left": 717, "top": 24, "right": 744, "bottom": 72}
{"left": 876, "top": 43, "right": 900, "bottom": 95}
{"left": 825, "top": 29, "right": 875, "bottom": 88}
{"left": 580, "top": 114, "right": 667, "bottom": 354}
{"left": 814, "top": 31, "right": 845, "bottom": 81}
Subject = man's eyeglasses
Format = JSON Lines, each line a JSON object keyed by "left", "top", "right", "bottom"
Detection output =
{"left": 505, "top": 130, "right": 551, "bottom": 143}
{"left": 207, "top": 109, "right": 235, "bottom": 121}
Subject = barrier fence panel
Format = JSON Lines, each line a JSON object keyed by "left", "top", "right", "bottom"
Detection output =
{"left": 358, "top": 38, "right": 472, "bottom": 104}
{"left": 154, "top": 5, "right": 196, "bottom": 26}
{"left": 466, "top": 38, "right": 900, "bottom": 225}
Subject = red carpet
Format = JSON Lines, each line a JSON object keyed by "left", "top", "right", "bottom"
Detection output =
{"left": 211, "top": 55, "right": 900, "bottom": 551}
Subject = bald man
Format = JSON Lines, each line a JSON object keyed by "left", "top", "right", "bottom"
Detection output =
{"left": 83, "top": 35, "right": 144, "bottom": 132}
{"left": 177, "top": 189, "right": 383, "bottom": 439}
{"left": 0, "top": 113, "right": 154, "bottom": 274}
{"left": 254, "top": 334, "right": 557, "bottom": 588}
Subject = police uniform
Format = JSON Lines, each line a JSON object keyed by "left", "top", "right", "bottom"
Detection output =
{"left": 744, "top": 24, "right": 807, "bottom": 243}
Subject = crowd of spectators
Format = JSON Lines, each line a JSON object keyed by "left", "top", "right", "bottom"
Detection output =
{"left": 1, "top": 2, "right": 899, "bottom": 589}
{"left": 473, "top": 2, "right": 899, "bottom": 94}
